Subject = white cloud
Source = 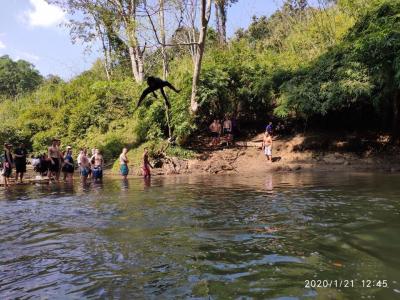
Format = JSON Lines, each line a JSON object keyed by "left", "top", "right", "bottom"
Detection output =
{"left": 16, "top": 51, "right": 40, "bottom": 62}
{"left": 23, "top": 0, "right": 66, "bottom": 28}
{"left": 0, "top": 40, "right": 5, "bottom": 49}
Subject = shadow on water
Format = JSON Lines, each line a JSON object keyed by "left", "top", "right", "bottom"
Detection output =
{"left": 0, "top": 172, "right": 400, "bottom": 299}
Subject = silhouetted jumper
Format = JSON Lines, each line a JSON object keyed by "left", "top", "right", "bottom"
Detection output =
{"left": 137, "top": 76, "right": 180, "bottom": 109}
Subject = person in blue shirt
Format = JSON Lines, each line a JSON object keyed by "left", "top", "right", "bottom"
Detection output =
{"left": 266, "top": 122, "right": 273, "bottom": 135}
{"left": 62, "top": 146, "right": 75, "bottom": 181}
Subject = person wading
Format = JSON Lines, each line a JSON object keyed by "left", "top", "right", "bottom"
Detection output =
{"left": 119, "top": 147, "right": 129, "bottom": 180}
{"left": 142, "top": 148, "right": 153, "bottom": 179}
{"left": 14, "top": 143, "right": 27, "bottom": 184}
{"left": 62, "top": 146, "right": 75, "bottom": 182}
{"left": 48, "top": 139, "right": 61, "bottom": 182}
{"left": 2, "top": 143, "right": 14, "bottom": 187}
{"left": 92, "top": 149, "right": 104, "bottom": 181}
{"left": 79, "top": 149, "right": 90, "bottom": 183}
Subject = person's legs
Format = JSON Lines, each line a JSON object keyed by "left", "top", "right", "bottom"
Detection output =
{"left": 212, "top": 136, "right": 216, "bottom": 146}
{"left": 137, "top": 87, "right": 154, "bottom": 108}
{"left": 143, "top": 165, "right": 151, "bottom": 178}
{"left": 56, "top": 160, "right": 62, "bottom": 181}
{"left": 267, "top": 146, "right": 273, "bottom": 162}
{"left": 50, "top": 161, "right": 58, "bottom": 181}
{"left": 160, "top": 88, "right": 171, "bottom": 109}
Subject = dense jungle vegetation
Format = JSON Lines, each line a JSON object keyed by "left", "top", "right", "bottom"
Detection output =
{"left": 0, "top": 0, "right": 399, "bottom": 162}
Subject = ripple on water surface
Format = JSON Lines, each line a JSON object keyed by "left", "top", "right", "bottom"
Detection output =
{"left": 0, "top": 172, "right": 400, "bottom": 299}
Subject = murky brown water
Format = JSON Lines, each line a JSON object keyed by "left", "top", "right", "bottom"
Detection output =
{"left": 0, "top": 172, "right": 399, "bottom": 299}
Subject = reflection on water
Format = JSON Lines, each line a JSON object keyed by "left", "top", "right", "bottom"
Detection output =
{"left": 0, "top": 172, "right": 400, "bottom": 299}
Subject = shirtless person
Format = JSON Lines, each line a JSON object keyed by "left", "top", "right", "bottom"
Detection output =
{"left": 119, "top": 148, "right": 129, "bottom": 179}
{"left": 209, "top": 119, "right": 221, "bottom": 147}
{"left": 92, "top": 149, "right": 104, "bottom": 181}
{"left": 79, "top": 149, "right": 91, "bottom": 182}
{"left": 142, "top": 148, "right": 153, "bottom": 178}
{"left": 262, "top": 132, "right": 273, "bottom": 163}
{"left": 48, "top": 139, "right": 61, "bottom": 181}
{"left": 223, "top": 116, "right": 233, "bottom": 146}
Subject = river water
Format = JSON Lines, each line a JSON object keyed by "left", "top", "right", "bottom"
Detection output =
{"left": 0, "top": 172, "right": 399, "bottom": 299}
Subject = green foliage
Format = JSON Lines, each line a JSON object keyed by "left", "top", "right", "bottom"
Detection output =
{"left": 0, "top": 55, "right": 43, "bottom": 97}
{"left": 274, "top": 0, "right": 400, "bottom": 126}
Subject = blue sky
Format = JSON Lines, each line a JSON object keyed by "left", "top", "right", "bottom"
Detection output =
{"left": 0, "top": 0, "right": 283, "bottom": 80}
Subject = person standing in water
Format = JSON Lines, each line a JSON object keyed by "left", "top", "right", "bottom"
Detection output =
{"left": 2, "top": 143, "right": 14, "bottom": 187}
{"left": 262, "top": 132, "right": 273, "bottom": 163}
{"left": 92, "top": 149, "right": 104, "bottom": 181}
{"left": 142, "top": 148, "right": 153, "bottom": 178}
{"left": 62, "top": 146, "right": 75, "bottom": 181}
{"left": 79, "top": 149, "right": 90, "bottom": 182}
{"left": 48, "top": 139, "right": 61, "bottom": 181}
{"left": 119, "top": 148, "right": 129, "bottom": 179}
{"left": 14, "top": 143, "right": 28, "bottom": 184}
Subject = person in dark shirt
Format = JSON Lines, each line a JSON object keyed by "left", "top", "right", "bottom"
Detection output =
{"left": 2, "top": 143, "right": 14, "bottom": 187}
{"left": 14, "top": 143, "right": 28, "bottom": 184}
{"left": 266, "top": 122, "right": 273, "bottom": 135}
{"left": 62, "top": 146, "right": 75, "bottom": 181}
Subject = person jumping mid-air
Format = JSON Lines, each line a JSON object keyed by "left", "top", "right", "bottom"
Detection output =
{"left": 137, "top": 76, "right": 180, "bottom": 109}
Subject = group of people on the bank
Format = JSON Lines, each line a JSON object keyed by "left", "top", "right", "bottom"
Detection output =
{"left": 209, "top": 115, "right": 236, "bottom": 147}
{"left": 209, "top": 117, "right": 274, "bottom": 163}
{"left": 1, "top": 138, "right": 152, "bottom": 187}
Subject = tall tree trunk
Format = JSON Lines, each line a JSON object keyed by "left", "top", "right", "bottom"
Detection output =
{"left": 190, "top": 0, "right": 212, "bottom": 113}
{"left": 159, "top": 0, "right": 169, "bottom": 80}
{"left": 95, "top": 22, "right": 111, "bottom": 80}
{"left": 158, "top": 0, "right": 172, "bottom": 138}
{"left": 215, "top": 2, "right": 221, "bottom": 43}
{"left": 128, "top": 44, "right": 145, "bottom": 83}
{"left": 215, "top": 0, "right": 227, "bottom": 45}
{"left": 218, "top": 2, "right": 227, "bottom": 44}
